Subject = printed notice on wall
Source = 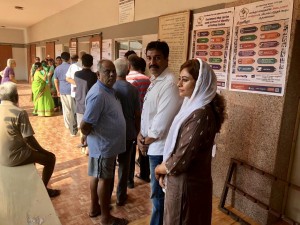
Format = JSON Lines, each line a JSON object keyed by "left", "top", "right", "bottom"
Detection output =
{"left": 158, "top": 11, "right": 191, "bottom": 76}
{"left": 91, "top": 41, "right": 100, "bottom": 72}
{"left": 229, "top": 0, "right": 293, "bottom": 96}
{"left": 119, "top": 0, "right": 134, "bottom": 24}
{"left": 69, "top": 40, "right": 77, "bottom": 56}
{"left": 192, "top": 8, "right": 234, "bottom": 89}
{"left": 102, "top": 39, "right": 112, "bottom": 60}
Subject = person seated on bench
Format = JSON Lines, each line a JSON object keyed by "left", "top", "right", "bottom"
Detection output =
{"left": 0, "top": 82, "right": 60, "bottom": 198}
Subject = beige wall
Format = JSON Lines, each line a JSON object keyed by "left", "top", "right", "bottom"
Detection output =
{"left": 13, "top": 47, "right": 28, "bottom": 81}
{"left": 0, "top": 28, "right": 27, "bottom": 81}
{"left": 0, "top": 28, "right": 25, "bottom": 44}
{"left": 27, "top": 0, "right": 233, "bottom": 43}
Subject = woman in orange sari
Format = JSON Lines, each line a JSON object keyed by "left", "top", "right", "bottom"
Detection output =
{"left": 32, "top": 62, "right": 54, "bottom": 116}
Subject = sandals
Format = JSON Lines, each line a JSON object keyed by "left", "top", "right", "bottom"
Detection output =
{"left": 47, "top": 188, "right": 61, "bottom": 198}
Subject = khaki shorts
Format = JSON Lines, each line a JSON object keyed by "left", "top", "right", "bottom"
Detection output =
{"left": 88, "top": 156, "right": 116, "bottom": 179}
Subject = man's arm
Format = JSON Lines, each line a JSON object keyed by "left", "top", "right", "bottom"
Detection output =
{"left": 66, "top": 77, "right": 76, "bottom": 85}
{"left": 54, "top": 79, "right": 60, "bottom": 96}
{"left": 134, "top": 87, "right": 141, "bottom": 133}
{"left": 80, "top": 120, "right": 93, "bottom": 136}
{"left": 65, "top": 65, "right": 76, "bottom": 85}
{"left": 80, "top": 120, "right": 93, "bottom": 146}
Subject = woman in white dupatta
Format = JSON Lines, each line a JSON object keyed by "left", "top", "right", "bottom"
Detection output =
{"left": 155, "top": 58, "right": 226, "bottom": 225}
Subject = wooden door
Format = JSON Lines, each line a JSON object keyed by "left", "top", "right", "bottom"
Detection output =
{"left": 46, "top": 42, "right": 55, "bottom": 59}
{"left": 0, "top": 45, "right": 13, "bottom": 71}
{"left": 27, "top": 44, "right": 36, "bottom": 83}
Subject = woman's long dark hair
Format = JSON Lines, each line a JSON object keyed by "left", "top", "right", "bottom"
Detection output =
{"left": 180, "top": 59, "right": 226, "bottom": 132}
{"left": 32, "top": 62, "right": 42, "bottom": 75}
{"left": 210, "top": 93, "right": 226, "bottom": 132}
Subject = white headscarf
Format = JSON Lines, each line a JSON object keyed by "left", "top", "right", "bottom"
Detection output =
{"left": 163, "top": 58, "right": 217, "bottom": 161}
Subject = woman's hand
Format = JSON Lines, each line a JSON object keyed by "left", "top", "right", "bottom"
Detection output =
{"left": 159, "top": 175, "right": 165, "bottom": 189}
{"left": 155, "top": 163, "right": 167, "bottom": 180}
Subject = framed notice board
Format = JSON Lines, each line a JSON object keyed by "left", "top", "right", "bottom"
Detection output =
{"left": 158, "top": 11, "right": 191, "bottom": 76}
{"left": 90, "top": 34, "right": 102, "bottom": 72}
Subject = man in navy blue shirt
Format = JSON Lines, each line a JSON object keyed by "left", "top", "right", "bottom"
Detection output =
{"left": 113, "top": 58, "right": 140, "bottom": 206}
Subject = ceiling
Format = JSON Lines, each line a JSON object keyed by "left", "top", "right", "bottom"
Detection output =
{"left": 0, "top": 0, "right": 85, "bottom": 29}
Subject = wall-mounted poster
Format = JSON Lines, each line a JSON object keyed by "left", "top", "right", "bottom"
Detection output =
{"left": 91, "top": 41, "right": 101, "bottom": 72}
{"left": 119, "top": 0, "right": 134, "bottom": 24}
{"left": 229, "top": 0, "right": 293, "bottom": 96}
{"left": 192, "top": 8, "right": 234, "bottom": 89}
{"left": 102, "top": 39, "right": 112, "bottom": 60}
{"left": 69, "top": 39, "right": 77, "bottom": 56}
{"left": 158, "top": 11, "right": 191, "bottom": 76}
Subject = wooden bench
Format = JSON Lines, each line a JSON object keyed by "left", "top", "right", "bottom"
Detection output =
{"left": 0, "top": 164, "right": 61, "bottom": 225}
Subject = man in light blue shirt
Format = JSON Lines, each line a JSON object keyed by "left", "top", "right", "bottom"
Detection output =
{"left": 53, "top": 52, "right": 78, "bottom": 136}
{"left": 80, "top": 60, "right": 128, "bottom": 225}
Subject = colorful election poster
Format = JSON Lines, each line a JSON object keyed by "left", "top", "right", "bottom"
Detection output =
{"left": 230, "top": 0, "right": 293, "bottom": 96}
{"left": 192, "top": 8, "right": 234, "bottom": 89}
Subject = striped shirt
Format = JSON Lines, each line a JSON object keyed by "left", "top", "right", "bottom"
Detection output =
{"left": 126, "top": 71, "right": 151, "bottom": 110}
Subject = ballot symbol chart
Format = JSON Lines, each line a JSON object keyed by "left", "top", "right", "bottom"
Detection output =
{"left": 192, "top": 8, "right": 234, "bottom": 89}
{"left": 193, "top": 28, "right": 231, "bottom": 88}
{"left": 229, "top": 0, "right": 293, "bottom": 96}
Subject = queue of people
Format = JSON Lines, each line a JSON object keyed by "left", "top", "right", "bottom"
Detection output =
{"left": 0, "top": 40, "right": 226, "bottom": 225}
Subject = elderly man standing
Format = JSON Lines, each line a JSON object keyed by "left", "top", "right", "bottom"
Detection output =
{"left": 113, "top": 58, "right": 140, "bottom": 206}
{"left": 0, "top": 82, "right": 60, "bottom": 197}
{"left": 80, "top": 60, "right": 128, "bottom": 225}
{"left": 138, "top": 41, "right": 182, "bottom": 225}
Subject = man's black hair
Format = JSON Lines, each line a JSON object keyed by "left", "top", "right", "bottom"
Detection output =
{"left": 145, "top": 40, "right": 169, "bottom": 58}
{"left": 61, "top": 52, "right": 70, "bottom": 61}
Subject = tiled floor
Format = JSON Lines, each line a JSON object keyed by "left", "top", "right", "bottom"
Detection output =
{"left": 17, "top": 82, "right": 262, "bottom": 225}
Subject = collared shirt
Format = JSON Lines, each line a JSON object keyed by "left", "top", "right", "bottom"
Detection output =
{"left": 0, "top": 101, "right": 34, "bottom": 166}
{"left": 126, "top": 71, "right": 150, "bottom": 110}
{"left": 141, "top": 68, "right": 182, "bottom": 156}
{"left": 83, "top": 80, "right": 126, "bottom": 158}
{"left": 53, "top": 62, "right": 71, "bottom": 95}
{"left": 113, "top": 79, "right": 140, "bottom": 140}
{"left": 66, "top": 62, "right": 82, "bottom": 98}
{"left": 74, "top": 68, "right": 97, "bottom": 114}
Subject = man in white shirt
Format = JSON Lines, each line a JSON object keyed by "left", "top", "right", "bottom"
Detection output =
{"left": 137, "top": 41, "right": 182, "bottom": 225}
{"left": 66, "top": 52, "right": 86, "bottom": 98}
{"left": 65, "top": 52, "right": 86, "bottom": 138}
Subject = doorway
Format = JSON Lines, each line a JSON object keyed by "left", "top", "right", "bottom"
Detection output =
{"left": 0, "top": 45, "right": 13, "bottom": 71}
